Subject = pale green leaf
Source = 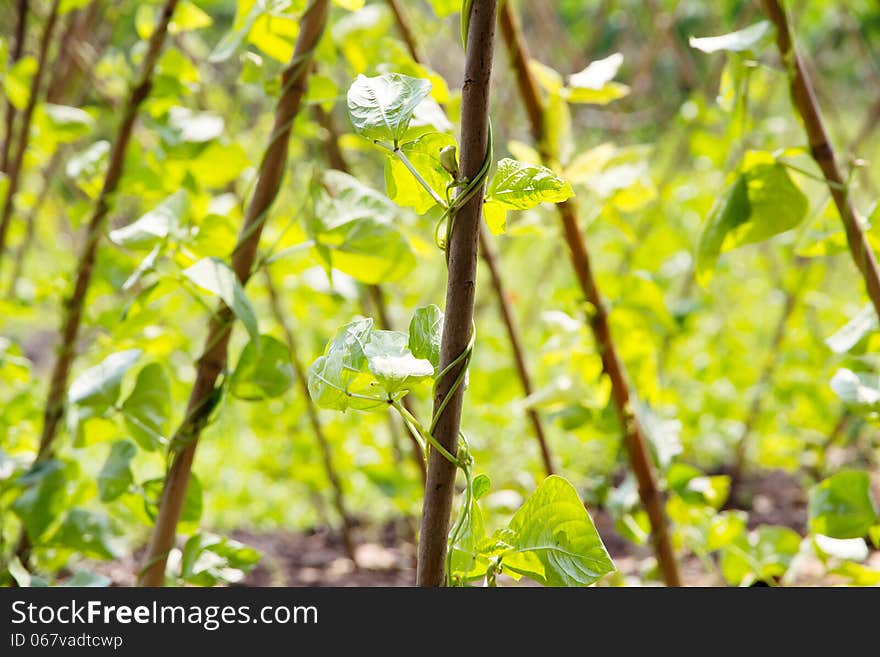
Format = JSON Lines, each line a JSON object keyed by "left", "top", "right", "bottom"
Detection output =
{"left": 689, "top": 21, "right": 773, "bottom": 54}
{"left": 183, "top": 257, "right": 259, "bottom": 343}
{"left": 364, "top": 330, "right": 434, "bottom": 395}
{"left": 347, "top": 73, "right": 432, "bottom": 143}
{"left": 68, "top": 349, "right": 142, "bottom": 413}
{"left": 502, "top": 475, "right": 615, "bottom": 586}
{"left": 109, "top": 191, "right": 188, "bottom": 249}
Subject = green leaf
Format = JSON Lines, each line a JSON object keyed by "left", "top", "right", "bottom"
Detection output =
{"left": 11, "top": 460, "right": 68, "bottom": 542}
{"left": 830, "top": 369, "right": 880, "bottom": 409}
{"left": 230, "top": 335, "right": 295, "bottom": 400}
{"left": 689, "top": 21, "right": 773, "bottom": 54}
{"left": 49, "top": 508, "right": 121, "bottom": 560}
{"left": 826, "top": 304, "right": 877, "bottom": 354}
{"left": 183, "top": 257, "right": 259, "bottom": 343}
{"left": 472, "top": 474, "right": 491, "bottom": 500}
{"left": 448, "top": 493, "right": 489, "bottom": 582}
{"left": 384, "top": 131, "right": 455, "bottom": 213}
{"left": 97, "top": 440, "right": 137, "bottom": 502}
{"left": 3, "top": 56, "right": 37, "bottom": 110}
{"left": 719, "top": 524, "right": 800, "bottom": 586}
{"left": 68, "top": 349, "right": 142, "bottom": 414}
{"left": 208, "top": 0, "right": 262, "bottom": 63}
{"left": 180, "top": 533, "right": 261, "bottom": 586}
{"left": 697, "top": 152, "right": 807, "bottom": 284}
{"left": 564, "top": 53, "right": 630, "bottom": 105}
{"left": 313, "top": 171, "right": 416, "bottom": 284}
{"left": 109, "top": 191, "right": 188, "bottom": 249}
{"left": 120, "top": 363, "right": 172, "bottom": 451}
{"left": 143, "top": 474, "right": 203, "bottom": 528}
{"left": 308, "top": 318, "right": 386, "bottom": 412}
{"left": 40, "top": 103, "right": 94, "bottom": 142}
{"left": 484, "top": 158, "right": 574, "bottom": 234}
{"left": 347, "top": 73, "right": 432, "bottom": 143}
{"left": 808, "top": 470, "right": 879, "bottom": 539}
{"left": 408, "top": 304, "right": 444, "bottom": 371}
{"left": 364, "top": 330, "right": 434, "bottom": 396}
{"left": 502, "top": 475, "right": 615, "bottom": 586}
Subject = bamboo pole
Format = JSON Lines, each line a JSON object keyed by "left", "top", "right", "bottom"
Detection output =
{"left": 762, "top": 0, "right": 880, "bottom": 320}
{"left": 498, "top": 1, "right": 681, "bottom": 586}
{"left": 138, "top": 0, "right": 329, "bottom": 586}
{"left": 417, "top": 0, "right": 497, "bottom": 587}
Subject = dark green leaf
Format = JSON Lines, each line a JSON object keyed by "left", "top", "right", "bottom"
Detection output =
{"left": 230, "top": 335, "right": 295, "bottom": 400}
{"left": 49, "top": 508, "right": 121, "bottom": 560}
{"left": 808, "top": 470, "right": 879, "bottom": 539}
{"left": 97, "top": 440, "right": 137, "bottom": 502}
{"left": 121, "top": 363, "right": 172, "bottom": 451}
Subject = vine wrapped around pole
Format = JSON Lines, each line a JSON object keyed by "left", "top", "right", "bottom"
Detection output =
{"left": 498, "top": 1, "right": 681, "bottom": 586}
{"left": 761, "top": 0, "right": 880, "bottom": 321}
{"left": 417, "top": 0, "right": 498, "bottom": 587}
{"left": 138, "top": 0, "right": 330, "bottom": 586}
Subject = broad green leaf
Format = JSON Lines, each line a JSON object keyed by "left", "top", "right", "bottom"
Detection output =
{"left": 248, "top": 11, "right": 299, "bottom": 63}
{"left": 49, "top": 508, "right": 121, "bottom": 560}
{"left": 40, "top": 103, "right": 94, "bottom": 142}
{"left": 364, "top": 330, "right": 434, "bottom": 395}
{"left": 697, "top": 152, "right": 807, "bottom": 284}
{"left": 230, "top": 335, "right": 295, "bottom": 400}
{"left": 3, "top": 56, "right": 37, "bottom": 110}
{"left": 826, "top": 304, "right": 877, "bottom": 354}
{"left": 564, "top": 53, "right": 630, "bottom": 105}
{"left": 384, "top": 131, "right": 455, "bottom": 213}
{"left": 830, "top": 368, "right": 880, "bottom": 409}
{"left": 808, "top": 470, "right": 879, "bottom": 539}
{"left": 180, "top": 532, "right": 261, "bottom": 586}
{"left": 143, "top": 474, "right": 203, "bottom": 528}
{"left": 183, "top": 257, "right": 259, "bottom": 343}
{"left": 472, "top": 473, "right": 491, "bottom": 500}
{"left": 121, "top": 363, "right": 171, "bottom": 451}
{"left": 308, "top": 318, "right": 385, "bottom": 412}
{"left": 97, "top": 440, "right": 137, "bottom": 501}
{"left": 11, "top": 460, "right": 68, "bottom": 542}
{"left": 313, "top": 171, "right": 416, "bottom": 283}
{"left": 189, "top": 141, "right": 249, "bottom": 189}
{"left": 484, "top": 158, "right": 573, "bottom": 235}
{"left": 502, "top": 475, "right": 615, "bottom": 586}
{"left": 689, "top": 21, "right": 773, "bottom": 54}
{"left": 719, "top": 524, "right": 800, "bottom": 586}
{"left": 68, "top": 349, "right": 142, "bottom": 414}
{"left": 408, "top": 304, "right": 444, "bottom": 371}
{"left": 347, "top": 73, "right": 432, "bottom": 143}
{"left": 109, "top": 190, "right": 188, "bottom": 249}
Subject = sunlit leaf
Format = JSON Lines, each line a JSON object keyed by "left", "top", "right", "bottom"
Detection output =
{"left": 808, "top": 471, "right": 879, "bottom": 539}
{"left": 230, "top": 335, "right": 295, "bottom": 400}
{"left": 183, "top": 258, "right": 259, "bottom": 343}
{"left": 347, "top": 73, "right": 432, "bottom": 143}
